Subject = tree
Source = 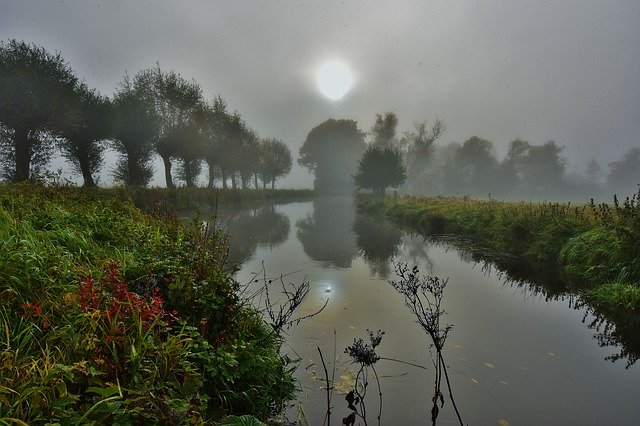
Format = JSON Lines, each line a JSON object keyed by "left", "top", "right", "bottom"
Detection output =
{"left": 58, "top": 84, "right": 112, "bottom": 187}
{"left": 401, "top": 118, "right": 446, "bottom": 190}
{"left": 370, "top": 112, "right": 398, "bottom": 149}
{"left": 111, "top": 81, "right": 157, "bottom": 186}
{"left": 0, "top": 39, "right": 78, "bottom": 181}
{"left": 132, "top": 65, "right": 203, "bottom": 189}
{"left": 200, "top": 96, "right": 229, "bottom": 188}
{"left": 519, "top": 140, "right": 566, "bottom": 195}
{"left": 444, "top": 136, "right": 499, "bottom": 196}
{"left": 586, "top": 158, "right": 603, "bottom": 184}
{"left": 173, "top": 122, "right": 204, "bottom": 187}
{"left": 607, "top": 147, "right": 640, "bottom": 195}
{"left": 353, "top": 146, "right": 406, "bottom": 195}
{"left": 260, "top": 138, "right": 292, "bottom": 189}
{"left": 299, "top": 118, "right": 365, "bottom": 193}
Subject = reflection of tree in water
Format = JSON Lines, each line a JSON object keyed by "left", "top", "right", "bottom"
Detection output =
{"left": 352, "top": 214, "right": 402, "bottom": 278}
{"left": 296, "top": 197, "right": 358, "bottom": 268}
{"left": 429, "top": 234, "right": 640, "bottom": 367}
{"left": 224, "top": 206, "right": 290, "bottom": 267}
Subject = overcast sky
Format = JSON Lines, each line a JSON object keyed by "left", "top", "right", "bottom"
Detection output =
{"left": 2, "top": 0, "right": 639, "bottom": 187}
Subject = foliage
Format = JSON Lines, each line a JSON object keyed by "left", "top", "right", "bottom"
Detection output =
{"left": 298, "top": 118, "right": 366, "bottom": 193}
{"left": 0, "top": 184, "right": 297, "bottom": 423}
{"left": 58, "top": 84, "right": 113, "bottom": 187}
{"left": 353, "top": 145, "right": 406, "bottom": 195}
{"left": 132, "top": 65, "right": 204, "bottom": 189}
{"left": 259, "top": 138, "right": 292, "bottom": 189}
{"left": 370, "top": 112, "right": 398, "bottom": 149}
{"left": 0, "top": 39, "right": 78, "bottom": 181}
{"left": 111, "top": 81, "right": 157, "bottom": 186}
{"left": 401, "top": 118, "right": 445, "bottom": 191}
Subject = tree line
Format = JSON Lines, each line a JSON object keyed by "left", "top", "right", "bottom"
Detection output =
{"left": 299, "top": 112, "right": 640, "bottom": 199}
{"left": 0, "top": 39, "right": 292, "bottom": 188}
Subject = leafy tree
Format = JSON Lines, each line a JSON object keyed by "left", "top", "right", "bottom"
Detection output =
{"left": 0, "top": 39, "right": 78, "bottom": 181}
{"left": 260, "top": 138, "right": 292, "bottom": 189}
{"left": 519, "top": 140, "right": 566, "bottom": 195}
{"left": 370, "top": 112, "right": 398, "bottom": 149}
{"left": 221, "top": 112, "right": 245, "bottom": 189}
{"left": 237, "top": 126, "right": 260, "bottom": 189}
{"left": 299, "top": 118, "right": 365, "bottom": 193}
{"left": 402, "top": 118, "right": 446, "bottom": 190}
{"left": 111, "top": 81, "right": 157, "bottom": 186}
{"left": 132, "top": 65, "right": 203, "bottom": 188}
{"left": 608, "top": 147, "right": 640, "bottom": 195}
{"left": 200, "top": 96, "right": 229, "bottom": 188}
{"left": 173, "top": 122, "right": 204, "bottom": 187}
{"left": 58, "top": 84, "right": 112, "bottom": 187}
{"left": 353, "top": 146, "right": 406, "bottom": 195}
{"left": 444, "top": 136, "right": 499, "bottom": 196}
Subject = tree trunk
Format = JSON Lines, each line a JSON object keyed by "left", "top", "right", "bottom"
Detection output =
{"left": 14, "top": 128, "right": 31, "bottom": 182}
{"left": 271, "top": 177, "right": 275, "bottom": 189}
{"left": 231, "top": 172, "right": 237, "bottom": 189}
{"left": 207, "top": 160, "right": 215, "bottom": 188}
{"left": 221, "top": 169, "right": 228, "bottom": 189}
{"left": 79, "top": 147, "right": 96, "bottom": 187}
{"left": 254, "top": 173, "right": 258, "bottom": 189}
{"left": 162, "top": 155, "right": 175, "bottom": 189}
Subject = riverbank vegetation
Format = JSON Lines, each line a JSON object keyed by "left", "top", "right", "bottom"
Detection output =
{"left": 0, "top": 184, "right": 297, "bottom": 424}
{"left": 357, "top": 191, "right": 640, "bottom": 314}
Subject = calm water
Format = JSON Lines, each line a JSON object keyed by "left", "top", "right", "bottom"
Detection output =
{"left": 222, "top": 197, "right": 640, "bottom": 425}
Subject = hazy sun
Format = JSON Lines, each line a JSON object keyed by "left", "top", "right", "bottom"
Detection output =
{"left": 316, "top": 60, "right": 353, "bottom": 100}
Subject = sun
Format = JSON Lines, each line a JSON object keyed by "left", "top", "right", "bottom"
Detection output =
{"left": 316, "top": 60, "right": 353, "bottom": 100}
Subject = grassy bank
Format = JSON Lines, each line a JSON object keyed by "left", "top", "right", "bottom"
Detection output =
{"left": 357, "top": 193, "right": 640, "bottom": 314}
{"left": 0, "top": 184, "right": 295, "bottom": 424}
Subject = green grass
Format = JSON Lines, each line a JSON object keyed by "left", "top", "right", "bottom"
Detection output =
{"left": 357, "top": 192, "right": 640, "bottom": 314}
{"left": 0, "top": 184, "right": 295, "bottom": 424}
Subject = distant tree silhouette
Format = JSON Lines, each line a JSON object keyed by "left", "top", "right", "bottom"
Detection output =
{"left": 585, "top": 158, "right": 604, "bottom": 185}
{"left": 607, "top": 147, "right": 640, "bottom": 195}
{"left": 444, "top": 136, "right": 499, "bottom": 196}
{"left": 353, "top": 146, "right": 406, "bottom": 195}
{"left": 370, "top": 112, "right": 399, "bottom": 149}
{"left": 402, "top": 118, "right": 446, "bottom": 191}
{"left": 299, "top": 118, "right": 365, "bottom": 193}
{"left": 0, "top": 39, "right": 78, "bottom": 181}
{"left": 132, "top": 65, "right": 203, "bottom": 189}
{"left": 260, "top": 138, "right": 292, "bottom": 189}
{"left": 111, "top": 81, "right": 156, "bottom": 186}
{"left": 58, "top": 84, "right": 112, "bottom": 187}
{"left": 519, "top": 141, "right": 566, "bottom": 196}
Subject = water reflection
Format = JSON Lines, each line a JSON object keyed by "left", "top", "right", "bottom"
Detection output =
{"left": 424, "top": 232, "right": 640, "bottom": 367}
{"left": 223, "top": 205, "right": 290, "bottom": 266}
{"left": 352, "top": 214, "right": 402, "bottom": 278}
{"left": 296, "top": 197, "right": 358, "bottom": 268}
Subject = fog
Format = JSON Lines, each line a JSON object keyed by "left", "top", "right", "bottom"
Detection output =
{"left": 1, "top": 0, "right": 639, "bottom": 196}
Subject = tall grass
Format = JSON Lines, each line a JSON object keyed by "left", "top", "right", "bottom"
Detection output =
{"left": 0, "top": 184, "right": 295, "bottom": 424}
{"left": 357, "top": 189, "right": 640, "bottom": 314}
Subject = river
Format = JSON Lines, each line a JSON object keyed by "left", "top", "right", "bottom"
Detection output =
{"left": 221, "top": 197, "right": 640, "bottom": 425}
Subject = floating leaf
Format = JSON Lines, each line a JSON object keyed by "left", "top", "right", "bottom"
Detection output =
{"left": 499, "top": 380, "right": 510, "bottom": 385}
{"left": 471, "top": 378, "right": 479, "bottom": 384}
{"left": 484, "top": 362, "right": 495, "bottom": 368}
{"left": 547, "top": 352, "right": 555, "bottom": 357}
{"left": 498, "top": 419, "right": 510, "bottom": 426}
